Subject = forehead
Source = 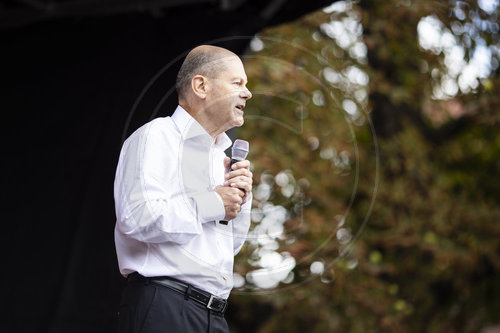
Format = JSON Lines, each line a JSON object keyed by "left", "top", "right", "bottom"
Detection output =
{"left": 217, "top": 56, "right": 247, "bottom": 80}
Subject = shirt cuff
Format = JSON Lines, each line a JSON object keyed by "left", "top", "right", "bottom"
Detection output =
{"left": 190, "top": 191, "right": 226, "bottom": 223}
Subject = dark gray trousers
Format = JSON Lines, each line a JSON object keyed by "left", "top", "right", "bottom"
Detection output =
{"left": 117, "top": 280, "right": 230, "bottom": 333}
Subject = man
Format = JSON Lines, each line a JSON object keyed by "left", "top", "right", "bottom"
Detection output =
{"left": 114, "top": 45, "right": 253, "bottom": 333}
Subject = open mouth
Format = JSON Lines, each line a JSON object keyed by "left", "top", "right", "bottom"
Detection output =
{"left": 235, "top": 105, "right": 245, "bottom": 111}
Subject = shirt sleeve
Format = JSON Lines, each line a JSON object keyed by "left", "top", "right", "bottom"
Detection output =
{"left": 114, "top": 123, "right": 222, "bottom": 245}
{"left": 190, "top": 191, "right": 226, "bottom": 222}
{"left": 232, "top": 192, "right": 252, "bottom": 255}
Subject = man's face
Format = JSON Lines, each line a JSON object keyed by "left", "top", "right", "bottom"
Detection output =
{"left": 205, "top": 56, "right": 252, "bottom": 130}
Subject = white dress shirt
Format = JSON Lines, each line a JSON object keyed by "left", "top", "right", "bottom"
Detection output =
{"left": 114, "top": 105, "right": 251, "bottom": 299}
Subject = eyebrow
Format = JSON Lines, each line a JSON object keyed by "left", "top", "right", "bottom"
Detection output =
{"left": 231, "top": 76, "right": 248, "bottom": 84}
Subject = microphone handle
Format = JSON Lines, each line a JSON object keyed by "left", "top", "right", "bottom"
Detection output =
{"left": 230, "top": 158, "right": 240, "bottom": 169}
{"left": 220, "top": 158, "right": 244, "bottom": 225}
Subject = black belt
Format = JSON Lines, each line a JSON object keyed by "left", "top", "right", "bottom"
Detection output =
{"left": 127, "top": 272, "right": 228, "bottom": 314}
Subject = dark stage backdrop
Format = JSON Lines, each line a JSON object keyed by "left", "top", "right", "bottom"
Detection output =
{"left": 1, "top": 1, "right": 331, "bottom": 332}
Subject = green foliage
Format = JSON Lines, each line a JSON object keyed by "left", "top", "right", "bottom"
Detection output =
{"left": 229, "top": 1, "right": 500, "bottom": 332}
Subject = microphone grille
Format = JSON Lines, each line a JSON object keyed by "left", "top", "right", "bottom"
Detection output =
{"left": 232, "top": 139, "right": 249, "bottom": 160}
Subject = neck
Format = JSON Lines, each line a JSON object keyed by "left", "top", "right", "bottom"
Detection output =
{"left": 195, "top": 113, "right": 225, "bottom": 139}
{"left": 179, "top": 101, "right": 224, "bottom": 139}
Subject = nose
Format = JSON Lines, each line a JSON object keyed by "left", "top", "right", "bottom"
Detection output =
{"left": 240, "top": 86, "right": 252, "bottom": 100}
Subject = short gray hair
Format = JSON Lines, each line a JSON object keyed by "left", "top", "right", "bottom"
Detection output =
{"left": 175, "top": 46, "right": 236, "bottom": 100}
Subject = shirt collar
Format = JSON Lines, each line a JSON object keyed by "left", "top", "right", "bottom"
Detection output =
{"left": 171, "top": 105, "right": 232, "bottom": 151}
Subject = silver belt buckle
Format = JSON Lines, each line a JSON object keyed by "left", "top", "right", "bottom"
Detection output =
{"left": 207, "top": 295, "right": 226, "bottom": 312}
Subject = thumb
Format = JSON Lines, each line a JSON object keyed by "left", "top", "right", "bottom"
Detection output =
{"left": 223, "top": 156, "right": 231, "bottom": 172}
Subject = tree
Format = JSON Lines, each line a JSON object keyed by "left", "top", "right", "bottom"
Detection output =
{"left": 227, "top": 1, "right": 500, "bottom": 332}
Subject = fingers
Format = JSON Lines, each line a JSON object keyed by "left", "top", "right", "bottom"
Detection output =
{"left": 227, "top": 179, "right": 251, "bottom": 205}
{"left": 215, "top": 186, "right": 244, "bottom": 203}
{"left": 229, "top": 181, "right": 251, "bottom": 193}
{"left": 226, "top": 205, "right": 241, "bottom": 220}
{"left": 215, "top": 186, "right": 245, "bottom": 220}
{"left": 218, "top": 159, "right": 253, "bottom": 220}
{"left": 225, "top": 174, "right": 253, "bottom": 193}
{"left": 223, "top": 156, "right": 231, "bottom": 172}
{"left": 230, "top": 160, "right": 250, "bottom": 170}
{"left": 225, "top": 168, "right": 253, "bottom": 182}
{"left": 224, "top": 159, "right": 251, "bottom": 181}
{"left": 225, "top": 160, "right": 252, "bottom": 202}
{"left": 225, "top": 175, "right": 253, "bottom": 186}
{"left": 230, "top": 188, "right": 245, "bottom": 202}
{"left": 225, "top": 188, "right": 244, "bottom": 219}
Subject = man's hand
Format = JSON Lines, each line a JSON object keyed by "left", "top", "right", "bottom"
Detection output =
{"left": 215, "top": 185, "right": 245, "bottom": 220}
{"left": 223, "top": 157, "right": 253, "bottom": 204}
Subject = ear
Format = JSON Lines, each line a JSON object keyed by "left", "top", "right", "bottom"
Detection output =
{"left": 191, "top": 75, "right": 209, "bottom": 99}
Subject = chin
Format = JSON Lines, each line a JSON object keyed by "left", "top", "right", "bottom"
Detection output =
{"left": 233, "top": 117, "right": 244, "bottom": 127}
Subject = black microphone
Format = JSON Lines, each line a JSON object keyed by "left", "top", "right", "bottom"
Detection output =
{"left": 229, "top": 139, "right": 249, "bottom": 169}
{"left": 220, "top": 139, "right": 249, "bottom": 225}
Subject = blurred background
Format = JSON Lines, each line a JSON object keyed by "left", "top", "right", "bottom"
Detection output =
{"left": 2, "top": 0, "right": 500, "bottom": 332}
